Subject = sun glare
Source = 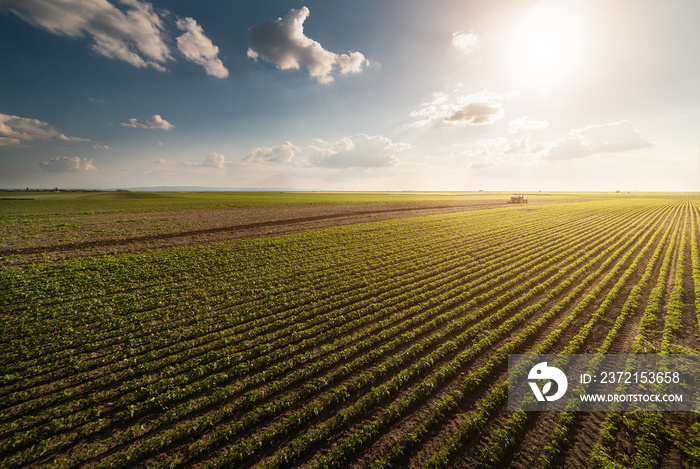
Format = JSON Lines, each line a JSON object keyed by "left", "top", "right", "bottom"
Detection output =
{"left": 506, "top": 1, "right": 588, "bottom": 88}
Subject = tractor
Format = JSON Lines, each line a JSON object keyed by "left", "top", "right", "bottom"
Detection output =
{"left": 508, "top": 194, "right": 528, "bottom": 204}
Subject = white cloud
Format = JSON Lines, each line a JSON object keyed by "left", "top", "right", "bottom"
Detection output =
{"left": 546, "top": 136, "right": 593, "bottom": 160}
{"left": 530, "top": 142, "right": 545, "bottom": 154}
{"left": 200, "top": 152, "right": 226, "bottom": 168}
{"left": 410, "top": 89, "right": 506, "bottom": 127}
{"left": 244, "top": 141, "right": 299, "bottom": 164}
{"left": 508, "top": 115, "right": 549, "bottom": 133}
{"left": 175, "top": 17, "right": 228, "bottom": 78}
{"left": 546, "top": 121, "right": 653, "bottom": 160}
{"left": 120, "top": 114, "right": 173, "bottom": 130}
{"left": 452, "top": 31, "right": 477, "bottom": 53}
{"left": 1, "top": 0, "right": 226, "bottom": 77}
{"left": 247, "top": 6, "right": 369, "bottom": 84}
{"left": 242, "top": 135, "right": 408, "bottom": 168}
{"left": 155, "top": 152, "right": 227, "bottom": 168}
{"left": 503, "top": 134, "right": 534, "bottom": 154}
{"left": 447, "top": 135, "right": 546, "bottom": 174}
{"left": 444, "top": 102, "right": 504, "bottom": 125}
{"left": 308, "top": 135, "right": 408, "bottom": 168}
{"left": 336, "top": 52, "right": 367, "bottom": 74}
{"left": 577, "top": 121, "right": 652, "bottom": 153}
{"left": 2, "top": 0, "right": 170, "bottom": 70}
{"left": 0, "top": 113, "right": 89, "bottom": 145}
{"left": 469, "top": 135, "right": 543, "bottom": 157}
{"left": 39, "top": 156, "right": 97, "bottom": 172}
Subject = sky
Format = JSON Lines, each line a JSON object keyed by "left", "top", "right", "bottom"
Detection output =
{"left": 1, "top": 0, "right": 699, "bottom": 191}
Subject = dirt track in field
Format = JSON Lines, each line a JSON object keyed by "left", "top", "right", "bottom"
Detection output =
{"left": 0, "top": 199, "right": 538, "bottom": 263}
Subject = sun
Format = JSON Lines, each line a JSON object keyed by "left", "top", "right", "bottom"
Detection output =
{"left": 506, "top": 1, "right": 588, "bottom": 87}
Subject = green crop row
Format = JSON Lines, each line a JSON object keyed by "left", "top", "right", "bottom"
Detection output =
{"left": 1, "top": 196, "right": 697, "bottom": 468}
{"left": 91, "top": 206, "right": 632, "bottom": 469}
{"left": 589, "top": 203, "right": 697, "bottom": 469}
{"left": 423, "top": 203, "right": 673, "bottom": 468}
{"left": 0, "top": 203, "right": 590, "bottom": 376}
{"left": 532, "top": 204, "right": 683, "bottom": 469}
{"left": 292, "top": 203, "right": 668, "bottom": 467}
{"left": 0, "top": 201, "right": 616, "bottom": 450}
{"left": 368, "top": 204, "right": 670, "bottom": 468}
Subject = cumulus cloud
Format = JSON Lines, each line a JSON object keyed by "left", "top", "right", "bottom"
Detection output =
{"left": 508, "top": 115, "right": 549, "bottom": 133}
{"left": 1, "top": 0, "right": 170, "bottom": 70}
{"left": 444, "top": 102, "right": 503, "bottom": 125}
{"left": 472, "top": 135, "right": 543, "bottom": 157}
{"left": 0, "top": 113, "right": 90, "bottom": 145}
{"left": 546, "top": 121, "right": 652, "bottom": 160}
{"left": 577, "top": 121, "right": 652, "bottom": 153}
{"left": 410, "top": 89, "right": 505, "bottom": 127}
{"left": 120, "top": 114, "right": 173, "bottom": 130}
{"left": 1, "top": 0, "right": 227, "bottom": 77}
{"left": 175, "top": 17, "right": 228, "bottom": 78}
{"left": 154, "top": 158, "right": 176, "bottom": 164}
{"left": 546, "top": 137, "right": 589, "bottom": 160}
{"left": 452, "top": 135, "right": 545, "bottom": 173}
{"left": 242, "top": 135, "right": 408, "bottom": 168}
{"left": 200, "top": 152, "right": 226, "bottom": 168}
{"left": 308, "top": 135, "right": 408, "bottom": 168}
{"left": 39, "top": 156, "right": 97, "bottom": 172}
{"left": 452, "top": 31, "right": 477, "bottom": 53}
{"left": 247, "top": 6, "right": 369, "bottom": 84}
{"left": 155, "top": 152, "right": 228, "bottom": 168}
{"left": 503, "top": 134, "right": 534, "bottom": 154}
{"left": 244, "top": 141, "right": 299, "bottom": 164}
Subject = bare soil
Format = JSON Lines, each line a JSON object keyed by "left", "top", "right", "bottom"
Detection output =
{"left": 1, "top": 200, "right": 525, "bottom": 264}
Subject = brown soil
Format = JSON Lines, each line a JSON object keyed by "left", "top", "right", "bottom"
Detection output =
{"left": 418, "top": 208, "right": 667, "bottom": 469}
{"left": 7, "top": 197, "right": 697, "bottom": 469}
{"left": 336, "top": 209, "right": 657, "bottom": 468}
{"left": 1, "top": 200, "right": 521, "bottom": 264}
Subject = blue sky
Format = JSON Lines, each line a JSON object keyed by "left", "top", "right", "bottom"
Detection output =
{"left": 1, "top": 0, "right": 699, "bottom": 191}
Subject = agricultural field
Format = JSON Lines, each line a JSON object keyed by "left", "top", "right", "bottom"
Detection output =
{"left": 1, "top": 191, "right": 699, "bottom": 468}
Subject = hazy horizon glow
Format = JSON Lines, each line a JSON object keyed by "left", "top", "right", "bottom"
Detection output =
{"left": 1, "top": 0, "right": 698, "bottom": 191}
